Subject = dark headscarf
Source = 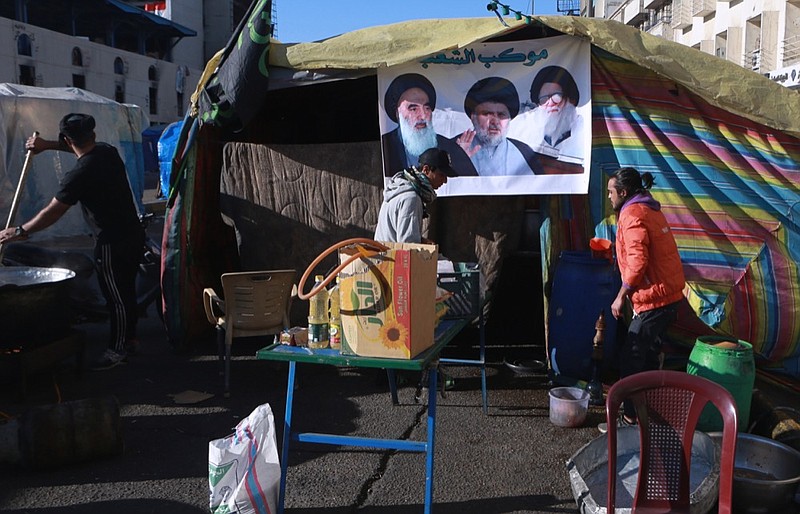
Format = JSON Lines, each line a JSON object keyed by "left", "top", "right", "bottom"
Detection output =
{"left": 403, "top": 167, "right": 437, "bottom": 218}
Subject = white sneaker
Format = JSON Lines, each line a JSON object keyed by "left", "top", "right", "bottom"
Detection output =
{"left": 598, "top": 415, "right": 637, "bottom": 434}
{"left": 91, "top": 349, "right": 128, "bottom": 371}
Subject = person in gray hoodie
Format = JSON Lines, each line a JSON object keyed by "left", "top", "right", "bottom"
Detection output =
{"left": 374, "top": 147, "right": 457, "bottom": 243}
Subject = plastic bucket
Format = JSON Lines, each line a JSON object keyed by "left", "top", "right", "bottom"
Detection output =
{"left": 589, "top": 237, "right": 612, "bottom": 261}
{"left": 549, "top": 386, "right": 589, "bottom": 427}
{"left": 686, "top": 336, "right": 755, "bottom": 432}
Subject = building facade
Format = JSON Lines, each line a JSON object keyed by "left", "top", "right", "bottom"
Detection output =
{"left": 581, "top": 0, "right": 800, "bottom": 89}
{"left": 0, "top": 0, "right": 252, "bottom": 125}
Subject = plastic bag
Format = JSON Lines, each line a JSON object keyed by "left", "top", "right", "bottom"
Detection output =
{"left": 208, "top": 403, "right": 280, "bottom": 514}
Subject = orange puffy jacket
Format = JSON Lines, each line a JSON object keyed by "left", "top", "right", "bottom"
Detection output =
{"left": 615, "top": 193, "right": 685, "bottom": 313}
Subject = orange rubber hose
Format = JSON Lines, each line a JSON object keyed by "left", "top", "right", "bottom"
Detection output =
{"left": 297, "top": 238, "right": 389, "bottom": 300}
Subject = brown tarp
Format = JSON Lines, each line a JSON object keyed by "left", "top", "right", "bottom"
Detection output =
{"left": 218, "top": 141, "right": 529, "bottom": 325}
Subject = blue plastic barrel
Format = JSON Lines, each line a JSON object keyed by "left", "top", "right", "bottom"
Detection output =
{"left": 548, "top": 251, "right": 621, "bottom": 382}
{"left": 158, "top": 120, "right": 184, "bottom": 198}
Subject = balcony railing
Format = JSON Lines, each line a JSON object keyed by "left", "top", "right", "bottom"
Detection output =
{"left": 644, "top": 5, "right": 673, "bottom": 34}
{"left": 745, "top": 48, "right": 763, "bottom": 72}
{"left": 670, "top": 0, "right": 692, "bottom": 29}
{"left": 782, "top": 34, "right": 800, "bottom": 66}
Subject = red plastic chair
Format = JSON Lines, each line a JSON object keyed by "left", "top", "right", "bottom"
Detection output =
{"left": 606, "top": 370, "right": 738, "bottom": 513}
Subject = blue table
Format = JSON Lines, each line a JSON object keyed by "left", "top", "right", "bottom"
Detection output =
{"left": 256, "top": 317, "right": 470, "bottom": 514}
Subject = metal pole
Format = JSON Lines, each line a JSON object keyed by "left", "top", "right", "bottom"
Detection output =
{"left": 0, "top": 131, "right": 38, "bottom": 264}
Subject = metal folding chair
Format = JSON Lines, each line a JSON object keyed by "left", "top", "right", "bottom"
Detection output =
{"left": 605, "top": 370, "right": 738, "bottom": 513}
{"left": 203, "top": 269, "right": 296, "bottom": 397}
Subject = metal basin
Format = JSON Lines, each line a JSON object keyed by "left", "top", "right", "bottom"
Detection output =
{"left": 0, "top": 266, "right": 76, "bottom": 346}
{"left": 708, "top": 432, "right": 800, "bottom": 513}
{"left": 566, "top": 425, "right": 719, "bottom": 513}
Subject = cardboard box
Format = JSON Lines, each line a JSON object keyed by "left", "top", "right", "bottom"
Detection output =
{"left": 338, "top": 242, "right": 437, "bottom": 359}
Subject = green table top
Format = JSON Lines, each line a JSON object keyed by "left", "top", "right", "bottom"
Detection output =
{"left": 256, "top": 317, "right": 470, "bottom": 371}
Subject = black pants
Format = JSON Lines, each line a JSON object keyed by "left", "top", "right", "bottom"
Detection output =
{"left": 95, "top": 232, "right": 144, "bottom": 352}
{"left": 618, "top": 301, "right": 680, "bottom": 419}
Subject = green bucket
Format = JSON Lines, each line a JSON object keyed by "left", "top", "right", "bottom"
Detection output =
{"left": 686, "top": 336, "right": 755, "bottom": 432}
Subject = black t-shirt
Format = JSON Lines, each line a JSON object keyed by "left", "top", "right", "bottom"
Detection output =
{"left": 55, "top": 142, "right": 142, "bottom": 244}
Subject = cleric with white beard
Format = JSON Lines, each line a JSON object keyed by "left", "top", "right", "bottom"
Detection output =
{"left": 380, "top": 73, "right": 456, "bottom": 176}
{"left": 397, "top": 89, "right": 438, "bottom": 161}
{"left": 508, "top": 65, "right": 585, "bottom": 165}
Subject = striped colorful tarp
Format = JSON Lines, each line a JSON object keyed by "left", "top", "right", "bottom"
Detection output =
{"left": 585, "top": 48, "right": 800, "bottom": 375}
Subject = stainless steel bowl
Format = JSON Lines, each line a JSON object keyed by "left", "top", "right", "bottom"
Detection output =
{"left": 709, "top": 432, "right": 800, "bottom": 513}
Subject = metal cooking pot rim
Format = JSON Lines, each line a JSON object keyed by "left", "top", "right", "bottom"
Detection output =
{"left": 0, "top": 266, "right": 76, "bottom": 288}
{"left": 708, "top": 431, "right": 800, "bottom": 485}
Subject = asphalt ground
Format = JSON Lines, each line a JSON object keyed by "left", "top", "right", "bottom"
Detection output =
{"left": 3, "top": 306, "right": 800, "bottom": 514}
{"left": 0, "top": 297, "right": 632, "bottom": 514}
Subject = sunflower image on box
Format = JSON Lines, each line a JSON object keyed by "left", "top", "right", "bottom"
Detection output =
{"left": 338, "top": 243, "right": 437, "bottom": 359}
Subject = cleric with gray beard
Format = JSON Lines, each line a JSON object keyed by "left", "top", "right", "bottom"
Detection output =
{"left": 451, "top": 76, "right": 543, "bottom": 176}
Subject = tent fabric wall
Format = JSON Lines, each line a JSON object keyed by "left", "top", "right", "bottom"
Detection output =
{"left": 166, "top": 137, "right": 535, "bottom": 343}
{"left": 162, "top": 122, "right": 238, "bottom": 347}
{"left": 166, "top": 13, "right": 800, "bottom": 374}
{"left": 215, "top": 142, "right": 525, "bottom": 326}
{"left": 267, "top": 17, "right": 800, "bottom": 140}
{"left": 218, "top": 141, "right": 382, "bottom": 271}
{"left": 587, "top": 49, "right": 800, "bottom": 373}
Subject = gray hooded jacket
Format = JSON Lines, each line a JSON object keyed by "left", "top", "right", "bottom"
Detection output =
{"left": 374, "top": 171, "right": 424, "bottom": 243}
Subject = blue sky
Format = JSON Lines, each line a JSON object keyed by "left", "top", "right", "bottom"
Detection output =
{"left": 275, "top": 0, "right": 563, "bottom": 43}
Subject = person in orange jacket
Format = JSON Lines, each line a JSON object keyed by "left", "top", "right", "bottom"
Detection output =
{"left": 600, "top": 167, "right": 686, "bottom": 432}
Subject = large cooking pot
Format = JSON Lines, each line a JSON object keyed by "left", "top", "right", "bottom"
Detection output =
{"left": 0, "top": 266, "right": 76, "bottom": 347}
{"left": 709, "top": 432, "right": 800, "bottom": 513}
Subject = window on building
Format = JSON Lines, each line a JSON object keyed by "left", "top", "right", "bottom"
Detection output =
{"left": 72, "top": 47, "right": 83, "bottom": 67}
{"left": 19, "top": 65, "right": 35, "bottom": 86}
{"left": 115, "top": 84, "right": 125, "bottom": 103}
{"left": 746, "top": 16, "right": 763, "bottom": 71}
{"left": 72, "top": 74, "right": 86, "bottom": 89}
{"left": 148, "top": 65, "right": 158, "bottom": 81}
{"left": 17, "top": 34, "right": 32, "bottom": 56}
{"left": 114, "top": 57, "right": 125, "bottom": 75}
{"left": 651, "top": 3, "right": 671, "bottom": 25}
{"left": 715, "top": 32, "right": 727, "bottom": 61}
{"left": 149, "top": 87, "right": 158, "bottom": 115}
